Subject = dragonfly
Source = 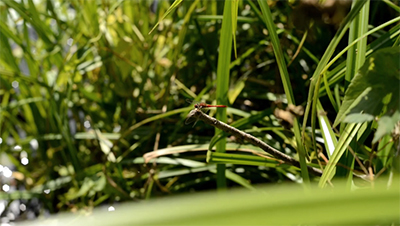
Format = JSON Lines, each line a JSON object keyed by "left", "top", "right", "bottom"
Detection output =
{"left": 185, "top": 99, "right": 227, "bottom": 126}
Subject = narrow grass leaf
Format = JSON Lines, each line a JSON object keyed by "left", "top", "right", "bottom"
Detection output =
{"left": 148, "top": 0, "right": 183, "bottom": 34}
{"left": 319, "top": 123, "right": 363, "bottom": 188}
{"left": 257, "top": 0, "right": 309, "bottom": 183}
{"left": 214, "top": 0, "right": 234, "bottom": 188}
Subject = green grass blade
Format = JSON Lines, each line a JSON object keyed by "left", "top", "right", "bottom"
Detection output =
{"left": 317, "top": 101, "right": 337, "bottom": 158}
{"left": 302, "top": 0, "right": 368, "bottom": 141}
{"left": 383, "top": 0, "right": 400, "bottom": 12}
{"left": 318, "top": 123, "right": 363, "bottom": 188}
{"left": 214, "top": 0, "right": 233, "bottom": 189}
{"left": 341, "top": 0, "right": 370, "bottom": 184}
{"left": 231, "top": 0, "right": 239, "bottom": 59}
{"left": 148, "top": 0, "right": 183, "bottom": 34}
{"left": 207, "top": 151, "right": 280, "bottom": 168}
{"left": 257, "top": 0, "right": 309, "bottom": 183}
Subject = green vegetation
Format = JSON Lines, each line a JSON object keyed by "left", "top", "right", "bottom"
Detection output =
{"left": 0, "top": 0, "right": 399, "bottom": 224}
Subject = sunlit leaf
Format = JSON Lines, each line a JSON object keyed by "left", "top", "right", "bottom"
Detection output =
{"left": 334, "top": 47, "right": 400, "bottom": 127}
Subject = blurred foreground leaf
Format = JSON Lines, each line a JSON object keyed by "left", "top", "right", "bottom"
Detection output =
{"left": 25, "top": 177, "right": 399, "bottom": 226}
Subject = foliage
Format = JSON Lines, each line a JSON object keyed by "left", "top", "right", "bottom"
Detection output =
{"left": 24, "top": 177, "right": 400, "bottom": 225}
{"left": 334, "top": 47, "right": 400, "bottom": 142}
{"left": 0, "top": 0, "right": 399, "bottom": 223}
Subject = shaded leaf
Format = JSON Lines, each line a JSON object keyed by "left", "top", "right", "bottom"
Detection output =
{"left": 373, "top": 111, "right": 400, "bottom": 143}
{"left": 334, "top": 47, "right": 400, "bottom": 127}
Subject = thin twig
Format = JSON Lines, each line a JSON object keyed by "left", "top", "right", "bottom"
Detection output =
{"left": 189, "top": 109, "right": 323, "bottom": 176}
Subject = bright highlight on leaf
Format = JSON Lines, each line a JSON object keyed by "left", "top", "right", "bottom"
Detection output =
{"left": 231, "top": 0, "right": 239, "bottom": 59}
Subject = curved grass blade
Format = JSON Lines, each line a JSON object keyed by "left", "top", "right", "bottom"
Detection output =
{"left": 148, "top": 0, "right": 183, "bottom": 34}
{"left": 302, "top": 0, "right": 368, "bottom": 147}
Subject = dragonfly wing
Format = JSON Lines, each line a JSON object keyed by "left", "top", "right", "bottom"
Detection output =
{"left": 185, "top": 110, "right": 198, "bottom": 125}
{"left": 185, "top": 116, "right": 198, "bottom": 125}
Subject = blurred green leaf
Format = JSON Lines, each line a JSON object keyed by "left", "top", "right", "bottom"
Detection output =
{"left": 148, "top": 0, "right": 183, "bottom": 34}
{"left": 373, "top": 112, "right": 400, "bottom": 143}
{"left": 1, "top": 0, "right": 399, "bottom": 220}
{"left": 25, "top": 177, "right": 400, "bottom": 226}
{"left": 231, "top": 0, "right": 239, "bottom": 59}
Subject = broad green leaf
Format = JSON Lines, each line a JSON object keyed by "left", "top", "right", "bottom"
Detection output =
{"left": 228, "top": 78, "right": 245, "bottom": 105}
{"left": 377, "top": 133, "right": 395, "bottom": 167}
{"left": 373, "top": 111, "right": 400, "bottom": 143}
{"left": 334, "top": 47, "right": 400, "bottom": 128}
